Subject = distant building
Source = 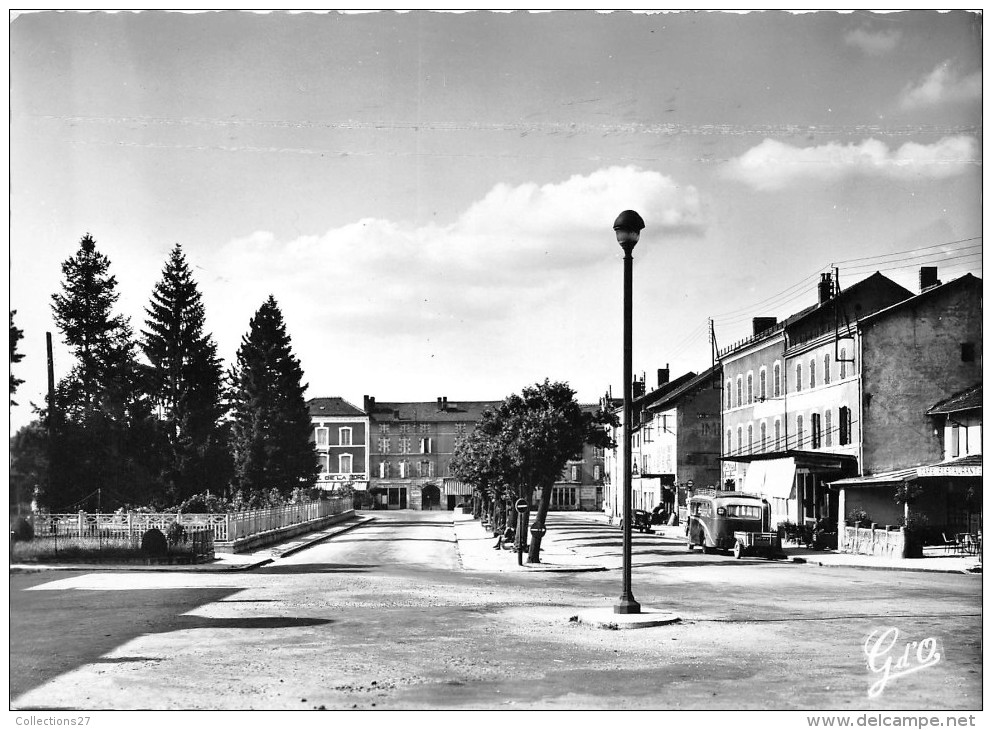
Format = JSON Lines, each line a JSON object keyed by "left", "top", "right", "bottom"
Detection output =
{"left": 537, "top": 405, "right": 608, "bottom": 512}
{"left": 363, "top": 396, "right": 501, "bottom": 510}
{"left": 307, "top": 397, "right": 370, "bottom": 491}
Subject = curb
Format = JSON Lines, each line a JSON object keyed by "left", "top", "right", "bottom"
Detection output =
{"left": 790, "top": 556, "right": 982, "bottom": 575}
{"left": 270, "top": 516, "right": 376, "bottom": 560}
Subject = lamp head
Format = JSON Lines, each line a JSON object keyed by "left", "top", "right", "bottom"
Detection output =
{"left": 613, "top": 210, "right": 645, "bottom": 247}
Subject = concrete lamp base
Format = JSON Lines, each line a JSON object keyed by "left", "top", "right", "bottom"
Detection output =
{"left": 573, "top": 608, "right": 681, "bottom": 630}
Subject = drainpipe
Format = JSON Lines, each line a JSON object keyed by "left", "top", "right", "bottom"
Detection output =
{"left": 857, "top": 331, "right": 865, "bottom": 477}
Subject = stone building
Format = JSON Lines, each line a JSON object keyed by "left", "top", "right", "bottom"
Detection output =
{"left": 307, "top": 397, "right": 370, "bottom": 491}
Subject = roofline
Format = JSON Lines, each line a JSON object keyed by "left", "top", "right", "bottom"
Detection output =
{"left": 860, "top": 273, "right": 980, "bottom": 326}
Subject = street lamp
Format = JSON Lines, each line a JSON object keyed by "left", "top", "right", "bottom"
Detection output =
{"left": 614, "top": 209, "right": 644, "bottom": 615}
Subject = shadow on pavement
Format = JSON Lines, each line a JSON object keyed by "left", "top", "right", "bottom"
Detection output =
{"left": 255, "top": 562, "right": 380, "bottom": 575}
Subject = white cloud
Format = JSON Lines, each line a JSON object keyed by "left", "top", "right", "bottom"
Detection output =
{"left": 900, "top": 62, "right": 982, "bottom": 109}
{"left": 199, "top": 165, "right": 704, "bottom": 391}
{"left": 844, "top": 27, "right": 901, "bottom": 55}
{"left": 722, "top": 136, "right": 979, "bottom": 191}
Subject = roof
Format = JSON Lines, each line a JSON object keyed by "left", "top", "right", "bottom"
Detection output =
{"left": 829, "top": 466, "right": 920, "bottom": 487}
{"left": 832, "top": 454, "right": 983, "bottom": 485}
{"left": 366, "top": 400, "right": 501, "bottom": 422}
{"left": 628, "top": 371, "right": 698, "bottom": 410}
{"left": 927, "top": 385, "right": 982, "bottom": 415}
{"left": 860, "top": 273, "right": 981, "bottom": 326}
{"left": 307, "top": 397, "right": 367, "bottom": 418}
{"left": 645, "top": 364, "right": 721, "bottom": 413}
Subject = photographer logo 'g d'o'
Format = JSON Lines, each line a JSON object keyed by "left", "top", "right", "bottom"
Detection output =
{"left": 864, "top": 627, "right": 942, "bottom": 698}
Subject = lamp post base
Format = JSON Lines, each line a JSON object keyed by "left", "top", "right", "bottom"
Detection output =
{"left": 613, "top": 595, "right": 642, "bottom": 614}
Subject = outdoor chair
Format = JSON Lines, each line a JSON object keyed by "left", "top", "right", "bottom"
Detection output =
{"left": 941, "top": 533, "right": 960, "bottom": 552}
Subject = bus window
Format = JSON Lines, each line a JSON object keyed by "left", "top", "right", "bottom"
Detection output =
{"left": 726, "top": 504, "right": 761, "bottom": 519}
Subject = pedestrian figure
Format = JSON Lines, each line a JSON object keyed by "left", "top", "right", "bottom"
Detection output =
{"left": 494, "top": 524, "right": 515, "bottom": 550}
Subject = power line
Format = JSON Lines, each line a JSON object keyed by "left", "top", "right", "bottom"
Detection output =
{"left": 831, "top": 236, "right": 981, "bottom": 266}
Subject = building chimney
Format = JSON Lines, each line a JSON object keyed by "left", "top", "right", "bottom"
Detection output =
{"left": 752, "top": 317, "right": 777, "bottom": 336}
{"left": 363, "top": 395, "right": 375, "bottom": 412}
{"left": 437, "top": 397, "right": 443, "bottom": 410}
{"left": 818, "top": 272, "right": 834, "bottom": 305}
{"left": 443, "top": 396, "right": 448, "bottom": 410}
{"left": 657, "top": 365, "right": 670, "bottom": 388}
{"left": 632, "top": 376, "right": 646, "bottom": 399}
{"left": 920, "top": 266, "right": 941, "bottom": 292}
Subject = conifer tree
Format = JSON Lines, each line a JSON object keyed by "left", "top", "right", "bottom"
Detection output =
{"left": 48, "top": 233, "right": 156, "bottom": 510}
{"left": 141, "top": 244, "right": 230, "bottom": 503}
{"left": 229, "top": 295, "right": 317, "bottom": 502}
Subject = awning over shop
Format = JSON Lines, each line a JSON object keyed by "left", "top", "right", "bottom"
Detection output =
{"left": 442, "top": 479, "right": 475, "bottom": 496}
{"left": 829, "top": 467, "right": 919, "bottom": 488}
{"left": 743, "top": 457, "right": 796, "bottom": 499}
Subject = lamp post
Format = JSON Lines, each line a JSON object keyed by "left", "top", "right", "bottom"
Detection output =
{"left": 614, "top": 209, "right": 644, "bottom": 615}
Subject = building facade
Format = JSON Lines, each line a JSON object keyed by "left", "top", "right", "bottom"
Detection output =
{"left": 719, "top": 268, "right": 982, "bottom": 545}
{"left": 307, "top": 397, "right": 370, "bottom": 491}
{"left": 539, "top": 405, "right": 608, "bottom": 512}
{"left": 363, "top": 396, "right": 501, "bottom": 510}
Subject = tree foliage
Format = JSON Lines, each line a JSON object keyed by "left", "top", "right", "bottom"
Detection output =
{"left": 450, "top": 379, "right": 617, "bottom": 562}
{"left": 140, "top": 244, "right": 231, "bottom": 503}
{"left": 10, "top": 310, "right": 24, "bottom": 405}
{"left": 228, "top": 295, "right": 317, "bottom": 501}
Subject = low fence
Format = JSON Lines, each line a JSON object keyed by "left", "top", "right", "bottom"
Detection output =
{"left": 26, "top": 497, "right": 351, "bottom": 545}
{"left": 841, "top": 526, "right": 907, "bottom": 558}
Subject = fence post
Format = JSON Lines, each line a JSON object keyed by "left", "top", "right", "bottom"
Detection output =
{"left": 128, "top": 511, "right": 133, "bottom": 540}
{"left": 78, "top": 510, "right": 85, "bottom": 538}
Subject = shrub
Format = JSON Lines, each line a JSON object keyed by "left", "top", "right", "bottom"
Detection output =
{"left": 847, "top": 507, "right": 872, "bottom": 528}
{"left": 165, "top": 521, "right": 187, "bottom": 546}
{"left": 10, "top": 517, "right": 34, "bottom": 542}
{"left": 140, "top": 528, "right": 168, "bottom": 557}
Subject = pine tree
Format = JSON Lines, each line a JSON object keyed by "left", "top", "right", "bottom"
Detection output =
{"left": 48, "top": 233, "right": 155, "bottom": 511}
{"left": 141, "top": 244, "right": 230, "bottom": 503}
{"left": 10, "top": 310, "right": 24, "bottom": 406}
{"left": 229, "top": 296, "right": 317, "bottom": 502}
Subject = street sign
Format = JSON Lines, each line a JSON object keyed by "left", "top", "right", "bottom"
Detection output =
{"left": 530, "top": 524, "right": 547, "bottom": 536}
{"left": 515, "top": 498, "right": 528, "bottom": 513}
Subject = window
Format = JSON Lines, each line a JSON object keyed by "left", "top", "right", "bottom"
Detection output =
{"left": 418, "top": 460, "right": 433, "bottom": 478}
{"left": 823, "top": 354, "right": 831, "bottom": 385}
{"left": 339, "top": 454, "right": 353, "bottom": 474}
{"left": 760, "top": 422, "right": 767, "bottom": 452}
{"left": 726, "top": 380, "right": 732, "bottom": 409}
{"left": 727, "top": 429, "right": 732, "bottom": 454}
{"left": 736, "top": 377, "right": 743, "bottom": 407}
{"left": 339, "top": 427, "right": 352, "bottom": 446}
{"left": 594, "top": 465, "right": 602, "bottom": 481}
{"left": 642, "top": 425, "right": 653, "bottom": 443}
{"left": 774, "top": 420, "right": 781, "bottom": 449}
{"left": 399, "top": 436, "right": 411, "bottom": 454}
{"left": 840, "top": 349, "right": 847, "bottom": 379}
{"left": 379, "top": 423, "right": 390, "bottom": 435}
{"left": 747, "top": 424, "right": 753, "bottom": 453}
{"left": 962, "top": 342, "right": 976, "bottom": 362}
{"left": 551, "top": 486, "right": 577, "bottom": 507}
{"left": 420, "top": 437, "right": 433, "bottom": 454}
{"left": 399, "top": 461, "right": 408, "bottom": 478}
{"left": 773, "top": 363, "right": 781, "bottom": 398}
{"left": 839, "top": 406, "right": 851, "bottom": 446}
{"left": 796, "top": 364, "right": 803, "bottom": 392}
{"left": 377, "top": 437, "right": 391, "bottom": 454}
{"left": 796, "top": 415, "right": 804, "bottom": 448}
{"left": 318, "top": 453, "right": 329, "bottom": 473}
{"left": 825, "top": 410, "right": 832, "bottom": 447}
{"left": 399, "top": 424, "right": 410, "bottom": 435}
{"left": 379, "top": 461, "right": 388, "bottom": 478}
{"left": 737, "top": 427, "right": 743, "bottom": 454}
{"left": 747, "top": 373, "right": 753, "bottom": 404}
{"left": 315, "top": 427, "right": 329, "bottom": 447}
{"left": 811, "top": 413, "right": 821, "bottom": 449}
{"left": 570, "top": 465, "right": 580, "bottom": 481}
{"left": 455, "top": 422, "right": 466, "bottom": 435}
{"left": 759, "top": 369, "right": 767, "bottom": 400}
{"left": 726, "top": 504, "right": 761, "bottom": 519}
{"left": 420, "top": 423, "right": 430, "bottom": 433}
{"left": 809, "top": 359, "right": 816, "bottom": 389}
{"left": 642, "top": 454, "right": 650, "bottom": 474}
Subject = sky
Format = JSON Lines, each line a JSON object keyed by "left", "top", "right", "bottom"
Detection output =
{"left": 8, "top": 10, "right": 983, "bottom": 433}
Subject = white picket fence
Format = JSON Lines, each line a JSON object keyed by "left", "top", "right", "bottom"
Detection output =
{"left": 28, "top": 497, "right": 351, "bottom": 544}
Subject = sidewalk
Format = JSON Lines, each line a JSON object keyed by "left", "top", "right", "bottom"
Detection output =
{"left": 583, "top": 515, "right": 983, "bottom": 574}
{"left": 9, "top": 515, "right": 375, "bottom": 574}
{"left": 452, "top": 512, "right": 607, "bottom": 573}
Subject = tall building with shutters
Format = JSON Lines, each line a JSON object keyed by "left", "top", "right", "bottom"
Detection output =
{"left": 307, "top": 397, "right": 370, "bottom": 491}
{"left": 362, "top": 396, "right": 501, "bottom": 510}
